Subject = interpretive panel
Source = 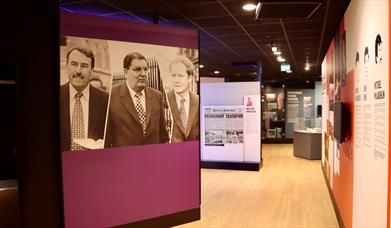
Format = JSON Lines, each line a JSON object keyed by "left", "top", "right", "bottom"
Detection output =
{"left": 244, "top": 95, "right": 261, "bottom": 162}
{"left": 321, "top": 1, "right": 390, "bottom": 227}
{"left": 200, "top": 82, "right": 261, "bottom": 163}
{"left": 60, "top": 12, "right": 200, "bottom": 227}
{"left": 204, "top": 106, "right": 244, "bottom": 146}
{"left": 345, "top": 1, "right": 390, "bottom": 227}
{"left": 285, "top": 89, "right": 315, "bottom": 138}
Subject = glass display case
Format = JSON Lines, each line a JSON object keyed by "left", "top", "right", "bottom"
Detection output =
{"left": 261, "top": 84, "right": 286, "bottom": 141}
{"left": 293, "top": 117, "right": 322, "bottom": 132}
{"left": 261, "top": 81, "right": 321, "bottom": 143}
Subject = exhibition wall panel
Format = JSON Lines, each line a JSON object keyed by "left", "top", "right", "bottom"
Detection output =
{"left": 200, "top": 82, "right": 261, "bottom": 165}
{"left": 347, "top": 1, "right": 389, "bottom": 227}
{"left": 60, "top": 12, "right": 200, "bottom": 227}
{"left": 322, "top": 1, "right": 390, "bottom": 227}
{"left": 322, "top": 20, "right": 355, "bottom": 228}
{"left": 314, "top": 81, "right": 322, "bottom": 116}
{"left": 285, "top": 89, "right": 315, "bottom": 138}
{"left": 62, "top": 142, "right": 199, "bottom": 227}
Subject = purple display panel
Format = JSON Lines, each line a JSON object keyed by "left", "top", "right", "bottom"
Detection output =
{"left": 61, "top": 12, "right": 199, "bottom": 227}
{"left": 60, "top": 12, "right": 198, "bottom": 49}
{"left": 62, "top": 142, "right": 199, "bottom": 227}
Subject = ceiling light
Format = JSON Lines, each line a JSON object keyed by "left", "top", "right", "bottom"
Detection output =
{"left": 281, "top": 63, "right": 290, "bottom": 72}
{"left": 274, "top": 51, "right": 281, "bottom": 55}
{"left": 306, "top": 80, "right": 310, "bottom": 83}
{"left": 199, "top": 64, "right": 204, "bottom": 68}
{"left": 277, "top": 56, "right": 286, "bottom": 62}
{"left": 272, "top": 46, "right": 278, "bottom": 52}
{"left": 287, "top": 70, "right": 292, "bottom": 73}
{"left": 214, "top": 70, "right": 220, "bottom": 74}
{"left": 305, "top": 65, "right": 310, "bottom": 71}
{"left": 242, "top": 3, "right": 257, "bottom": 11}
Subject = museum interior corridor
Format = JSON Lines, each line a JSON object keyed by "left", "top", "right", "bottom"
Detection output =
{"left": 179, "top": 144, "right": 338, "bottom": 227}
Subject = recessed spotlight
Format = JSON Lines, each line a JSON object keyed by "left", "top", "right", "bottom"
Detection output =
{"left": 199, "top": 64, "right": 204, "bottom": 68}
{"left": 277, "top": 56, "right": 285, "bottom": 62}
{"left": 286, "top": 70, "right": 292, "bottom": 73}
{"left": 272, "top": 46, "right": 278, "bottom": 52}
{"left": 214, "top": 70, "right": 220, "bottom": 74}
{"left": 306, "top": 80, "right": 310, "bottom": 83}
{"left": 242, "top": 3, "right": 257, "bottom": 11}
{"left": 305, "top": 65, "right": 310, "bottom": 71}
{"left": 274, "top": 51, "right": 281, "bottom": 55}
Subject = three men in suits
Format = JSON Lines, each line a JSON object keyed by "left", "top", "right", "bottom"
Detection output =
{"left": 167, "top": 56, "right": 199, "bottom": 142}
{"left": 105, "top": 52, "right": 169, "bottom": 147}
{"left": 60, "top": 47, "right": 109, "bottom": 151}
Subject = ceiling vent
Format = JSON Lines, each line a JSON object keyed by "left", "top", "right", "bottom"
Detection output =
{"left": 255, "top": 1, "right": 322, "bottom": 19}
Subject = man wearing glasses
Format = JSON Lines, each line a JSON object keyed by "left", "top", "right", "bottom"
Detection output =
{"left": 105, "top": 52, "right": 169, "bottom": 147}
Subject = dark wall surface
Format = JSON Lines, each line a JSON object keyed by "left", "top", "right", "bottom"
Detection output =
{"left": 1, "top": 1, "right": 63, "bottom": 227}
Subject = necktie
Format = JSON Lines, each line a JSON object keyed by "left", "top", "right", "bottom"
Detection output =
{"left": 135, "top": 92, "right": 147, "bottom": 136}
{"left": 71, "top": 92, "right": 85, "bottom": 150}
{"left": 179, "top": 97, "right": 187, "bottom": 134}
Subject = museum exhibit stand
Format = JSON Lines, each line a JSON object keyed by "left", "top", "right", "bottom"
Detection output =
{"left": 261, "top": 83, "right": 286, "bottom": 143}
{"left": 59, "top": 12, "right": 200, "bottom": 227}
{"left": 293, "top": 127, "right": 322, "bottom": 160}
{"left": 262, "top": 81, "right": 322, "bottom": 144}
{"left": 201, "top": 82, "right": 261, "bottom": 171}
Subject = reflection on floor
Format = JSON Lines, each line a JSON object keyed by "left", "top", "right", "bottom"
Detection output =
{"left": 0, "top": 179, "right": 18, "bottom": 190}
{"left": 0, "top": 179, "right": 19, "bottom": 228}
{"left": 179, "top": 144, "right": 338, "bottom": 228}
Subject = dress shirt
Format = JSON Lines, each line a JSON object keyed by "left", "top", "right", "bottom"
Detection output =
{"left": 126, "top": 82, "right": 146, "bottom": 112}
{"left": 69, "top": 84, "right": 90, "bottom": 139}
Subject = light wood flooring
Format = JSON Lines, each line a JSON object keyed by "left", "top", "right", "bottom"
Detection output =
{"left": 179, "top": 144, "right": 338, "bottom": 228}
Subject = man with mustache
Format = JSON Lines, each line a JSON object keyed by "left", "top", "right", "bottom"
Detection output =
{"left": 105, "top": 52, "right": 169, "bottom": 147}
{"left": 167, "top": 55, "right": 199, "bottom": 142}
{"left": 60, "top": 47, "right": 109, "bottom": 151}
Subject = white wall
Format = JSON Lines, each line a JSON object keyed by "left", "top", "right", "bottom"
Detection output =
{"left": 201, "top": 82, "right": 261, "bottom": 163}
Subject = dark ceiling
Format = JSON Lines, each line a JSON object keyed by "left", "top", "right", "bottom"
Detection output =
{"left": 60, "top": 0, "right": 350, "bottom": 82}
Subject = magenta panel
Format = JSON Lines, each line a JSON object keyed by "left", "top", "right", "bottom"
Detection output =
{"left": 60, "top": 12, "right": 198, "bottom": 49}
{"left": 60, "top": 11, "right": 200, "bottom": 227}
{"left": 62, "top": 141, "right": 200, "bottom": 227}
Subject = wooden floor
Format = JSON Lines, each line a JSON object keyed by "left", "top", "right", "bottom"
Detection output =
{"left": 180, "top": 144, "right": 338, "bottom": 228}
{"left": 0, "top": 188, "right": 19, "bottom": 228}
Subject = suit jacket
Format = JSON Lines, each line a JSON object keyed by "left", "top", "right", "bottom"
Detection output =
{"left": 105, "top": 83, "right": 169, "bottom": 147}
{"left": 167, "top": 90, "right": 199, "bottom": 143}
{"left": 60, "top": 83, "right": 109, "bottom": 151}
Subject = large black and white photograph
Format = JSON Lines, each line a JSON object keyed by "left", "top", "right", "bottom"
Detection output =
{"left": 104, "top": 40, "right": 199, "bottom": 148}
{"left": 203, "top": 106, "right": 244, "bottom": 146}
{"left": 204, "top": 130, "right": 243, "bottom": 146}
{"left": 60, "top": 36, "right": 200, "bottom": 151}
{"left": 60, "top": 36, "right": 111, "bottom": 151}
